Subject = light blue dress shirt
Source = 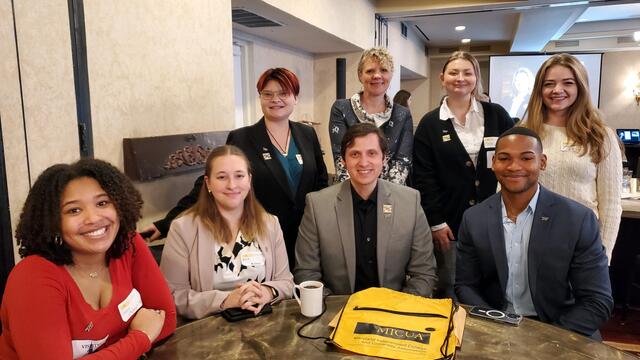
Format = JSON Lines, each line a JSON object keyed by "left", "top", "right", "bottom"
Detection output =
{"left": 501, "top": 185, "right": 540, "bottom": 316}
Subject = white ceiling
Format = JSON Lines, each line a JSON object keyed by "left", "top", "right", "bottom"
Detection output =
{"left": 386, "top": 0, "right": 640, "bottom": 53}
{"left": 230, "top": 0, "right": 640, "bottom": 55}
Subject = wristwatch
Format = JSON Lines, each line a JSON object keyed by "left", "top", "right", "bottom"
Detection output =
{"left": 267, "top": 286, "right": 279, "bottom": 303}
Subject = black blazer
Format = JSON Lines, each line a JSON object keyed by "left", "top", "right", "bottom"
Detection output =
{"left": 455, "top": 187, "right": 613, "bottom": 337}
{"left": 412, "top": 101, "right": 514, "bottom": 235}
{"left": 155, "top": 119, "right": 328, "bottom": 267}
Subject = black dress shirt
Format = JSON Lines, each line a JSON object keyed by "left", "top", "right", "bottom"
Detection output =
{"left": 352, "top": 185, "right": 379, "bottom": 292}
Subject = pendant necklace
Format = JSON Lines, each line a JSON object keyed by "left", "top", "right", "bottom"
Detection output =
{"left": 266, "top": 126, "right": 290, "bottom": 156}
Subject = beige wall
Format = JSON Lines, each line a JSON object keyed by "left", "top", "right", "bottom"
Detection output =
{"left": 82, "top": 0, "right": 235, "bottom": 225}
{"left": 600, "top": 50, "right": 640, "bottom": 129}
{"left": 262, "top": 0, "right": 376, "bottom": 50}
{"left": 401, "top": 78, "right": 431, "bottom": 125}
{"left": 0, "top": 0, "right": 79, "bottom": 260}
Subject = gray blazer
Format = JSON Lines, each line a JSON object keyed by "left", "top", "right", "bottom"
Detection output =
{"left": 455, "top": 186, "right": 613, "bottom": 337}
{"left": 294, "top": 179, "right": 437, "bottom": 296}
{"left": 160, "top": 213, "right": 294, "bottom": 319}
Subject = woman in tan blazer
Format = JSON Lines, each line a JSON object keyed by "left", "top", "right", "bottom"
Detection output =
{"left": 160, "top": 145, "right": 294, "bottom": 320}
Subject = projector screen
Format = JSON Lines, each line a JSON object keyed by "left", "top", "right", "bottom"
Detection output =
{"left": 488, "top": 54, "right": 602, "bottom": 120}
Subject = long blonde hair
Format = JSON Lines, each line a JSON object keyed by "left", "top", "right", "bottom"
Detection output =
{"left": 522, "top": 53, "right": 608, "bottom": 163}
{"left": 441, "top": 51, "right": 488, "bottom": 102}
{"left": 187, "top": 145, "right": 267, "bottom": 244}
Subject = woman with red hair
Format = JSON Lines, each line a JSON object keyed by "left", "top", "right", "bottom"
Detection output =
{"left": 142, "top": 68, "right": 328, "bottom": 269}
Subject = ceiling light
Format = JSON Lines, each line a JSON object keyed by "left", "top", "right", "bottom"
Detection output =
{"left": 455, "top": 26, "right": 466, "bottom": 31}
{"left": 634, "top": 31, "right": 640, "bottom": 42}
{"left": 461, "top": 38, "right": 471, "bottom": 44}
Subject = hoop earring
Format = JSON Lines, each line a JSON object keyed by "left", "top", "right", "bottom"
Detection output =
{"left": 54, "top": 234, "right": 63, "bottom": 246}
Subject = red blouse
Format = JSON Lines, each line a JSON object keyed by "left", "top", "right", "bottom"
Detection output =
{"left": 0, "top": 234, "right": 176, "bottom": 359}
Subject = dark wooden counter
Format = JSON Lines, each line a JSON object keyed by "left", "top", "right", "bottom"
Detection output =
{"left": 148, "top": 296, "right": 637, "bottom": 359}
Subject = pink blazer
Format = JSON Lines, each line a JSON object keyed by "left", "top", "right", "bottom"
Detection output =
{"left": 160, "top": 213, "right": 294, "bottom": 319}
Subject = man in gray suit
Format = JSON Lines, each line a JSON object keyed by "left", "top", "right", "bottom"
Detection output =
{"left": 455, "top": 127, "right": 613, "bottom": 338}
{"left": 294, "top": 123, "right": 437, "bottom": 296}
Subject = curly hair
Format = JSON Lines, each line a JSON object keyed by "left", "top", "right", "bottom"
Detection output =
{"left": 357, "top": 47, "right": 394, "bottom": 75}
{"left": 16, "top": 159, "right": 143, "bottom": 265}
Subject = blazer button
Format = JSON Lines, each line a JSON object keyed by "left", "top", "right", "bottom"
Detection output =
{"left": 475, "top": 180, "right": 480, "bottom": 187}
{"left": 465, "top": 161, "right": 473, "bottom": 167}
{"left": 469, "top": 199, "right": 476, "bottom": 205}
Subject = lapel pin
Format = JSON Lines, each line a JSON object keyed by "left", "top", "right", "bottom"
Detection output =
{"left": 383, "top": 204, "right": 393, "bottom": 215}
{"left": 84, "top": 322, "right": 94, "bottom": 332}
{"left": 540, "top": 216, "right": 549, "bottom": 221}
{"left": 296, "top": 153, "right": 303, "bottom": 165}
{"left": 262, "top": 152, "right": 272, "bottom": 161}
{"left": 442, "top": 134, "right": 451, "bottom": 142}
{"left": 262, "top": 147, "right": 269, "bottom": 151}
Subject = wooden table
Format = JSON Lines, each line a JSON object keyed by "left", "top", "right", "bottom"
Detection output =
{"left": 148, "top": 297, "right": 638, "bottom": 359}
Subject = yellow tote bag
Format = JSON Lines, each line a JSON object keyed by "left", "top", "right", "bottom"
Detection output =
{"left": 330, "top": 288, "right": 457, "bottom": 360}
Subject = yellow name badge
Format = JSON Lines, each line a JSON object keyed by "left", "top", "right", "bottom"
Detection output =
{"left": 442, "top": 134, "right": 451, "bottom": 142}
{"left": 240, "top": 250, "right": 265, "bottom": 267}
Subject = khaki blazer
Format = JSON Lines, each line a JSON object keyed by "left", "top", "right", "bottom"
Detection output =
{"left": 160, "top": 213, "right": 294, "bottom": 319}
{"left": 294, "top": 179, "right": 437, "bottom": 297}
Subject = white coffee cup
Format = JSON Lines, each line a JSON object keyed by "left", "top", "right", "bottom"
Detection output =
{"left": 293, "top": 280, "right": 323, "bottom": 317}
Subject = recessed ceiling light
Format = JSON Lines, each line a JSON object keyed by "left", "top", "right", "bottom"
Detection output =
{"left": 634, "top": 31, "right": 640, "bottom": 42}
{"left": 461, "top": 38, "right": 471, "bottom": 44}
{"left": 455, "top": 25, "right": 466, "bottom": 31}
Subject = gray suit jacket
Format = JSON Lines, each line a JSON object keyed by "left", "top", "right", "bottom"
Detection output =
{"left": 294, "top": 179, "right": 437, "bottom": 296}
{"left": 455, "top": 186, "right": 613, "bottom": 337}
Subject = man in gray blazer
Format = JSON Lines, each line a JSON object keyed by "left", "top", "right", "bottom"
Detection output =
{"left": 455, "top": 127, "right": 613, "bottom": 338}
{"left": 294, "top": 123, "right": 437, "bottom": 296}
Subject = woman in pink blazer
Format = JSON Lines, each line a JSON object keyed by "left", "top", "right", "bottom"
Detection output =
{"left": 160, "top": 145, "right": 294, "bottom": 319}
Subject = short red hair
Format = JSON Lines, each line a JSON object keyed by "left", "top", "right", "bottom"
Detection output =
{"left": 256, "top": 68, "right": 300, "bottom": 96}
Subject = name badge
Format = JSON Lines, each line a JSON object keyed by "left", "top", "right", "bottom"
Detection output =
{"left": 296, "top": 154, "right": 303, "bottom": 165}
{"left": 560, "top": 140, "right": 579, "bottom": 152}
{"left": 483, "top": 136, "right": 498, "bottom": 149}
{"left": 241, "top": 250, "right": 265, "bottom": 267}
{"left": 486, "top": 151, "right": 495, "bottom": 169}
{"left": 118, "top": 288, "right": 143, "bottom": 322}
{"left": 72, "top": 335, "right": 108, "bottom": 359}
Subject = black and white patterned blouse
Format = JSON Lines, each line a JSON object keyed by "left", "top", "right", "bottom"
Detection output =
{"left": 329, "top": 93, "right": 414, "bottom": 185}
{"left": 212, "top": 232, "right": 266, "bottom": 291}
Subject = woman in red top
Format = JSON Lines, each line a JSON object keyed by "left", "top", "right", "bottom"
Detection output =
{"left": 0, "top": 159, "right": 176, "bottom": 359}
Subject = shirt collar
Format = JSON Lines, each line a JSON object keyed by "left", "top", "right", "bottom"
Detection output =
{"left": 500, "top": 184, "right": 540, "bottom": 221}
{"left": 439, "top": 96, "right": 480, "bottom": 121}
{"left": 351, "top": 184, "right": 378, "bottom": 205}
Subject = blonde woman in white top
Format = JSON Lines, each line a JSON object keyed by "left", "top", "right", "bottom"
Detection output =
{"left": 521, "top": 53, "right": 622, "bottom": 263}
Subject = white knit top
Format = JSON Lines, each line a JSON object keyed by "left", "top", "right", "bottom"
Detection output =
{"left": 538, "top": 124, "right": 622, "bottom": 263}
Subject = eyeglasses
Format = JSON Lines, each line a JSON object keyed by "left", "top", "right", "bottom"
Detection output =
{"left": 259, "top": 91, "right": 290, "bottom": 100}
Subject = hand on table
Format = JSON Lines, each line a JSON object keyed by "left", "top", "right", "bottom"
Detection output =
{"left": 130, "top": 307, "right": 165, "bottom": 343}
{"left": 221, "top": 281, "right": 274, "bottom": 314}
{"left": 139, "top": 224, "right": 161, "bottom": 242}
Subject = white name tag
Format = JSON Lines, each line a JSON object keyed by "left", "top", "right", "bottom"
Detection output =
{"left": 487, "top": 150, "right": 495, "bottom": 169}
{"left": 241, "top": 250, "right": 265, "bottom": 267}
{"left": 72, "top": 335, "right": 108, "bottom": 359}
{"left": 483, "top": 136, "right": 498, "bottom": 149}
{"left": 118, "top": 288, "right": 143, "bottom": 322}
